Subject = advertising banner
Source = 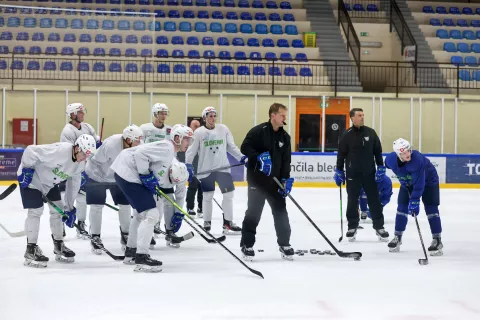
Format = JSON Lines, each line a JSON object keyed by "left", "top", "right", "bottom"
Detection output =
{"left": 0, "top": 150, "right": 23, "bottom": 181}
{"left": 446, "top": 156, "right": 480, "bottom": 183}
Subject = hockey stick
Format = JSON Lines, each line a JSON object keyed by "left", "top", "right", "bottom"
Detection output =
{"left": 0, "top": 183, "right": 17, "bottom": 200}
{"left": 338, "top": 185, "right": 343, "bottom": 243}
{"left": 273, "top": 177, "right": 362, "bottom": 260}
{"left": 99, "top": 117, "right": 105, "bottom": 141}
{"left": 156, "top": 187, "right": 263, "bottom": 279}
{"left": 407, "top": 190, "right": 428, "bottom": 265}
{"left": 0, "top": 223, "right": 25, "bottom": 237}
{"left": 195, "top": 163, "right": 244, "bottom": 176}
{"left": 42, "top": 195, "right": 125, "bottom": 261}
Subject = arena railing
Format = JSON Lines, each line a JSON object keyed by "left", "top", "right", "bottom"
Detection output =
{"left": 338, "top": 0, "right": 361, "bottom": 77}
{"left": 342, "top": 0, "right": 391, "bottom": 21}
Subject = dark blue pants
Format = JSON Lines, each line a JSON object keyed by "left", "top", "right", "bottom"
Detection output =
{"left": 85, "top": 179, "right": 129, "bottom": 205}
{"left": 114, "top": 173, "right": 156, "bottom": 213}
{"left": 200, "top": 172, "right": 235, "bottom": 193}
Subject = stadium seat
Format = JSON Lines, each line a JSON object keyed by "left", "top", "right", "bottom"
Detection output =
{"left": 110, "top": 8, "right": 121, "bottom": 16}
{"left": 463, "top": 7, "right": 474, "bottom": 15}
{"left": 125, "top": 9, "right": 136, "bottom": 17}
{"left": 29, "top": 46, "right": 42, "bottom": 54}
{"left": 238, "top": 66, "right": 250, "bottom": 75}
{"left": 157, "top": 36, "right": 168, "bottom": 44}
{"left": 269, "top": 13, "right": 281, "bottom": 21}
{"left": 465, "top": 56, "right": 477, "bottom": 66}
{"left": 139, "top": 0, "right": 150, "bottom": 4}
{"left": 0, "top": 18, "right": 3, "bottom": 28}
{"left": 155, "top": 10, "right": 166, "bottom": 18}
{"left": 172, "top": 49, "right": 184, "bottom": 58}
{"left": 94, "top": 48, "right": 106, "bottom": 56}
{"left": 172, "top": 36, "right": 184, "bottom": 45}
{"left": 241, "top": 24, "right": 253, "bottom": 33}
{"left": 78, "top": 47, "right": 90, "bottom": 55}
{"left": 174, "top": 64, "right": 186, "bottom": 74}
{"left": 211, "top": 23, "right": 223, "bottom": 32}
{"left": 126, "top": 63, "right": 138, "bottom": 73}
{"left": 241, "top": 12, "right": 253, "bottom": 20}
{"left": 292, "top": 39, "right": 304, "bottom": 48}
{"left": 449, "top": 30, "right": 462, "bottom": 39}
{"left": 109, "top": 48, "right": 121, "bottom": 56}
{"left": 471, "top": 20, "right": 480, "bottom": 28}
{"left": 126, "top": 35, "right": 138, "bottom": 43}
{"left": 40, "top": 18, "right": 53, "bottom": 28}
{"left": 436, "top": 6, "right": 447, "bottom": 14}
{"left": 226, "top": 23, "right": 238, "bottom": 33}
{"left": 77, "top": 62, "right": 90, "bottom": 72}
{"left": 250, "top": 52, "right": 261, "bottom": 60}
{"left": 21, "top": 8, "right": 33, "bottom": 15}
{"left": 27, "top": 61, "right": 40, "bottom": 71}
{"left": 141, "top": 35, "right": 153, "bottom": 44}
{"left": 0, "top": 60, "right": 7, "bottom": 70}
{"left": 423, "top": 6, "right": 434, "bottom": 14}
{"left": 227, "top": 12, "right": 238, "bottom": 20}
{"left": 262, "top": 38, "right": 274, "bottom": 47}
{"left": 284, "top": 67, "right": 297, "bottom": 76}
{"left": 233, "top": 38, "right": 245, "bottom": 46}
{"left": 224, "top": 0, "right": 235, "bottom": 7}
{"left": 284, "top": 13, "right": 295, "bottom": 21}
{"left": 271, "top": 25, "right": 283, "bottom": 34}
{"left": 169, "top": 10, "right": 180, "bottom": 18}
{"left": 212, "top": 11, "right": 224, "bottom": 19}
{"left": 184, "top": 10, "right": 195, "bottom": 18}
{"left": 248, "top": 38, "right": 260, "bottom": 46}
{"left": 64, "top": 33, "right": 76, "bottom": 42}
{"left": 102, "top": 20, "right": 114, "bottom": 30}
{"left": 24, "top": 18, "right": 37, "bottom": 28}
{"left": 253, "top": 66, "right": 266, "bottom": 75}
{"left": 222, "top": 66, "right": 234, "bottom": 75}
{"left": 457, "top": 19, "right": 468, "bottom": 27}
{"left": 476, "top": 31, "right": 480, "bottom": 39}
{"left": 280, "top": 53, "right": 293, "bottom": 61}
{"left": 187, "top": 36, "right": 199, "bottom": 45}
{"left": 61, "top": 47, "right": 74, "bottom": 55}
{"left": 267, "top": 1, "right": 278, "bottom": 9}
{"left": 353, "top": 4, "right": 365, "bottom": 11}
{"left": 472, "top": 43, "right": 480, "bottom": 53}
{"left": 109, "top": 63, "right": 122, "bottom": 72}
{"left": 110, "top": 34, "right": 122, "bottom": 43}
{"left": 190, "top": 65, "right": 202, "bottom": 74}
{"left": 60, "top": 62, "right": 73, "bottom": 72}
{"left": 13, "top": 46, "right": 25, "bottom": 54}
{"left": 202, "top": 36, "right": 214, "bottom": 45}
{"left": 436, "top": 29, "right": 449, "bottom": 39}
{"left": 196, "top": 22, "right": 207, "bottom": 32}
{"left": 142, "top": 64, "right": 154, "bottom": 73}
{"left": 134, "top": 21, "right": 146, "bottom": 30}
{"left": 443, "top": 42, "right": 457, "bottom": 52}
{"left": 449, "top": 7, "right": 460, "bottom": 15}
{"left": 180, "top": 22, "right": 192, "bottom": 32}
{"left": 206, "top": 65, "right": 218, "bottom": 74}
{"left": 367, "top": 4, "right": 379, "bottom": 12}
{"left": 269, "top": 66, "right": 281, "bottom": 76}
{"left": 210, "top": 0, "right": 220, "bottom": 6}
{"left": 239, "top": 0, "right": 249, "bottom": 8}
{"left": 219, "top": 51, "right": 231, "bottom": 59}
{"left": 204, "top": 50, "right": 215, "bottom": 58}
{"left": 86, "top": 19, "right": 99, "bottom": 29}
{"left": 197, "top": 11, "right": 209, "bottom": 19}
{"left": 8, "top": 17, "right": 21, "bottom": 28}
{"left": 157, "top": 49, "right": 169, "bottom": 57}
{"left": 459, "top": 70, "right": 472, "bottom": 81}
{"left": 235, "top": 51, "right": 247, "bottom": 60}
{"left": 165, "top": 22, "right": 177, "bottom": 31}
{"left": 217, "top": 37, "right": 230, "bottom": 46}
{"left": 80, "top": 34, "right": 92, "bottom": 42}
{"left": 463, "top": 30, "right": 475, "bottom": 40}
{"left": 11, "top": 61, "right": 24, "bottom": 70}
{"left": 255, "top": 24, "right": 268, "bottom": 34}
{"left": 149, "top": 21, "right": 161, "bottom": 31}
{"left": 0, "top": 32, "right": 13, "bottom": 41}
{"left": 93, "top": 62, "right": 106, "bottom": 72}
{"left": 295, "top": 53, "right": 308, "bottom": 62}
{"left": 443, "top": 19, "right": 454, "bottom": 27}
{"left": 0, "top": 46, "right": 8, "bottom": 54}
{"left": 182, "top": 0, "right": 193, "bottom": 6}
{"left": 118, "top": 20, "right": 130, "bottom": 30}
{"left": 44, "top": 61, "right": 57, "bottom": 71}
{"left": 265, "top": 52, "right": 277, "bottom": 60}
{"left": 126, "top": 48, "right": 137, "bottom": 56}
{"left": 255, "top": 13, "right": 267, "bottom": 21}
{"left": 141, "top": 49, "right": 153, "bottom": 57}
{"left": 458, "top": 43, "right": 470, "bottom": 53}
{"left": 95, "top": 34, "right": 107, "bottom": 43}
{"left": 473, "top": 70, "right": 480, "bottom": 81}
{"left": 17, "top": 32, "right": 29, "bottom": 41}
{"left": 430, "top": 18, "right": 441, "bottom": 26}
{"left": 48, "top": 33, "right": 60, "bottom": 42}
{"left": 252, "top": 0, "right": 263, "bottom": 8}
{"left": 188, "top": 50, "right": 200, "bottom": 58}
{"left": 286, "top": 25, "right": 298, "bottom": 35}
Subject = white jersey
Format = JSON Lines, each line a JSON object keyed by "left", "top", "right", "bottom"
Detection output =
{"left": 60, "top": 122, "right": 99, "bottom": 144}
{"left": 110, "top": 140, "right": 176, "bottom": 184}
{"left": 185, "top": 124, "right": 243, "bottom": 179}
{"left": 152, "top": 158, "right": 187, "bottom": 198}
{"left": 140, "top": 122, "right": 172, "bottom": 143}
{"left": 17, "top": 142, "right": 84, "bottom": 211}
{"left": 85, "top": 134, "right": 124, "bottom": 183}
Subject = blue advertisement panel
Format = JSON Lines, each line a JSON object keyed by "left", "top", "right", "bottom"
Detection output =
{"left": 227, "top": 153, "right": 244, "bottom": 181}
{"left": 0, "top": 150, "right": 23, "bottom": 181}
{"left": 446, "top": 156, "right": 480, "bottom": 183}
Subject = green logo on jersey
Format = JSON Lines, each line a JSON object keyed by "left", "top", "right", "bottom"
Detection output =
{"left": 52, "top": 167, "right": 70, "bottom": 180}
{"left": 157, "top": 169, "right": 166, "bottom": 177}
{"left": 204, "top": 139, "right": 224, "bottom": 147}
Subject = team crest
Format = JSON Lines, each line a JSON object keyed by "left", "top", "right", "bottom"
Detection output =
{"left": 279, "top": 141, "right": 284, "bottom": 148}
{"left": 364, "top": 136, "right": 369, "bottom": 142}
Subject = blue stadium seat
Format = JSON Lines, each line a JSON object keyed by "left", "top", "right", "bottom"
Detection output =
{"left": 0, "top": 60, "right": 7, "bottom": 70}
{"left": 300, "top": 67, "right": 313, "bottom": 77}
{"left": 252, "top": 0, "right": 263, "bottom": 8}
{"left": 102, "top": 20, "right": 114, "bottom": 30}
{"left": 269, "top": 13, "right": 281, "bottom": 21}
{"left": 472, "top": 43, "right": 480, "bottom": 53}
{"left": 139, "top": 0, "right": 150, "bottom": 4}
{"left": 353, "top": 4, "right": 365, "bottom": 11}
{"left": 109, "top": 63, "right": 122, "bottom": 72}
{"left": 187, "top": 36, "right": 199, "bottom": 45}
{"left": 206, "top": 65, "right": 218, "bottom": 74}
{"left": 29, "top": 46, "right": 41, "bottom": 54}
{"left": 280, "top": 53, "right": 292, "bottom": 61}
{"left": 235, "top": 51, "right": 247, "bottom": 60}
{"left": 55, "top": 18, "right": 68, "bottom": 29}
{"left": 271, "top": 25, "right": 283, "bottom": 34}
{"left": 126, "top": 63, "right": 138, "bottom": 73}
{"left": 174, "top": 64, "right": 186, "bottom": 74}
{"left": 292, "top": 39, "right": 304, "bottom": 48}
{"left": 169, "top": 10, "right": 180, "bottom": 18}
{"left": 172, "top": 36, "right": 184, "bottom": 45}
{"left": 93, "top": 62, "right": 106, "bottom": 72}
{"left": 61, "top": 47, "right": 74, "bottom": 55}
{"left": 423, "top": 6, "right": 434, "bottom": 14}
{"left": 155, "top": 10, "right": 166, "bottom": 18}
{"left": 430, "top": 18, "right": 441, "bottom": 26}
{"left": 24, "top": 18, "right": 37, "bottom": 28}
{"left": 156, "top": 49, "right": 168, "bottom": 57}
{"left": 267, "top": 1, "right": 278, "bottom": 9}
{"left": 265, "top": 52, "right": 277, "bottom": 60}
{"left": 87, "top": 19, "right": 99, "bottom": 29}
{"left": 284, "top": 67, "right": 297, "bottom": 76}
{"left": 125, "top": 9, "right": 136, "bottom": 17}
{"left": 27, "top": 61, "right": 40, "bottom": 71}
{"left": 459, "top": 70, "right": 472, "bottom": 81}
{"left": 463, "top": 7, "right": 474, "bottom": 15}
{"left": 165, "top": 22, "right": 176, "bottom": 31}
{"left": 198, "top": 10, "right": 209, "bottom": 18}
{"left": 13, "top": 46, "right": 25, "bottom": 54}
{"left": 450, "top": 30, "right": 462, "bottom": 39}
{"left": 60, "top": 62, "right": 73, "bottom": 71}
{"left": 217, "top": 37, "right": 229, "bottom": 46}
{"left": 110, "top": 34, "right": 122, "bottom": 43}
{"left": 463, "top": 30, "right": 475, "bottom": 40}
{"left": 241, "top": 12, "right": 253, "bottom": 20}
{"left": 118, "top": 20, "right": 131, "bottom": 30}
{"left": 240, "top": 24, "right": 253, "bottom": 33}
{"left": 71, "top": 19, "right": 84, "bottom": 29}
{"left": 367, "top": 4, "right": 378, "bottom": 12}
{"left": 157, "top": 36, "right": 168, "bottom": 44}
{"left": 8, "top": 17, "right": 21, "bottom": 28}
{"left": 95, "top": 34, "right": 107, "bottom": 42}
{"left": 295, "top": 53, "right": 308, "bottom": 62}
{"left": 238, "top": 66, "right": 250, "bottom": 75}
{"left": 78, "top": 47, "right": 90, "bottom": 55}
{"left": 471, "top": 20, "right": 480, "bottom": 28}
{"left": 126, "top": 35, "right": 138, "bottom": 43}
{"left": 0, "top": 46, "right": 8, "bottom": 54}
{"left": 126, "top": 48, "right": 137, "bottom": 56}
{"left": 195, "top": 22, "right": 207, "bottom": 32}
{"left": 182, "top": 0, "right": 193, "bottom": 5}
{"left": 48, "top": 33, "right": 60, "bottom": 42}
{"left": 77, "top": 62, "right": 90, "bottom": 72}
{"left": 35, "top": 8, "right": 48, "bottom": 15}
{"left": 224, "top": 0, "right": 235, "bottom": 7}
{"left": 247, "top": 38, "right": 259, "bottom": 46}
{"left": 0, "top": 32, "right": 12, "bottom": 41}
{"left": 219, "top": 51, "right": 231, "bottom": 59}
{"left": 210, "top": 22, "right": 222, "bottom": 32}
{"left": 45, "top": 47, "right": 58, "bottom": 55}
{"left": 204, "top": 50, "right": 215, "bottom": 58}
{"left": 233, "top": 38, "right": 245, "bottom": 46}
{"left": 109, "top": 48, "right": 121, "bottom": 56}
{"left": 184, "top": 10, "right": 195, "bottom": 18}
{"left": 64, "top": 33, "right": 76, "bottom": 42}
{"left": 80, "top": 34, "right": 92, "bottom": 42}
{"left": 221, "top": 66, "right": 234, "bottom": 75}
{"left": 210, "top": 0, "right": 220, "bottom": 6}
{"left": 97, "top": 0, "right": 108, "bottom": 4}
{"left": 142, "top": 64, "right": 153, "bottom": 73}
{"left": 226, "top": 12, "right": 238, "bottom": 20}
{"left": 190, "top": 65, "right": 202, "bottom": 74}
{"left": 436, "top": 29, "right": 448, "bottom": 39}
{"left": 458, "top": 43, "right": 470, "bottom": 53}
{"left": 255, "top": 13, "right": 267, "bottom": 21}
{"left": 180, "top": 21, "right": 192, "bottom": 31}
{"left": 134, "top": 21, "right": 146, "bottom": 30}
{"left": 239, "top": 0, "right": 249, "bottom": 8}
{"left": 44, "top": 61, "right": 56, "bottom": 71}
{"left": 94, "top": 48, "right": 106, "bottom": 56}
{"left": 285, "top": 25, "right": 298, "bottom": 35}
{"left": 0, "top": 18, "right": 3, "bottom": 28}
{"left": 476, "top": 31, "right": 480, "bottom": 39}
{"left": 283, "top": 13, "right": 295, "bottom": 21}
{"left": 262, "top": 38, "right": 274, "bottom": 47}
{"left": 40, "top": 18, "right": 53, "bottom": 28}
{"left": 11, "top": 61, "right": 24, "bottom": 70}
{"left": 253, "top": 66, "right": 266, "bottom": 76}
{"left": 21, "top": 8, "right": 33, "bottom": 15}
{"left": 255, "top": 24, "right": 268, "bottom": 34}
{"left": 457, "top": 19, "right": 468, "bottom": 27}
{"left": 172, "top": 49, "right": 184, "bottom": 58}
{"left": 280, "top": 1, "right": 292, "bottom": 9}
{"left": 443, "top": 19, "right": 454, "bottom": 27}
{"left": 436, "top": 6, "right": 447, "bottom": 14}
{"left": 141, "top": 49, "right": 153, "bottom": 57}
{"left": 17, "top": 32, "right": 29, "bottom": 41}
{"left": 149, "top": 21, "right": 161, "bottom": 31}
{"left": 465, "top": 56, "right": 477, "bottom": 66}
{"left": 226, "top": 23, "right": 238, "bottom": 33}
{"left": 269, "top": 66, "right": 281, "bottom": 76}
{"left": 202, "top": 36, "right": 214, "bottom": 45}
{"left": 250, "top": 52, "right": 261, "bottom": 60}
{"left": 212, "top": 11, "right": 224, "bottom": 19}
{"left": 449, "top": 7, "right": 460, "bottom": 15}
{"left": 188, "top": 50, "right": 200, "bottom": 58}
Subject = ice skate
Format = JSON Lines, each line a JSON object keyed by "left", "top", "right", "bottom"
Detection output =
{"left": 53, "top": 238, "right": 75, "bottom": 263}
{"left": 204, "top": 221, "right": 211, "bottom": 232}
{"left": 360, "top": 210, "right": 370, "bottom": 222}
{"left": 149, "top": 237, "right": 156, "bottom": 250}
{"left": 24, "top": 244, "right": 49, "bottom": 268}
{"left": 165, "top": 230, "right": 181, "bottom": 248}
{"left": 153, "top": 222, "right": 162, "bottom": 239}
{"left": 388, "top": 235, "right": 402, "bottom": 252}
{"left": 428, "top": 237, "right": 443, "bottom": 256}
{"left": 241, "top": 246, "right": 255, "bottom": 262}
{"left": 90, "top": 234, "right": 104, "bottom": 255}
{"left": 76, "top": 220, "right": 88, "bottom": 240}
{"left": 375, "top": 228, "right": 389, "bottom": 242}
{"left": 119, "top": 228, "right": 128, "bottom": 252}
{"left": 279, "top": 246, "right": 294, "bottom": 261}
{"left": 134, "top": 254, "right": 162, "bottom": 273}
{"left": 123, "top": 246, "right": 136, "bottom": 265}
{"left": 346, "top": 228, "right": 357, "bottom": 242}
{"left": 223, "top": 220, "right": 242, "bottom": 235}
{"left": 187, "top": 209, "right": 196, "bottom": 217}
{"left": 197, "top": 207, "right": 203, "bottom": 219}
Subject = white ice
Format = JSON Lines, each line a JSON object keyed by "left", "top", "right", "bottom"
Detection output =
{"left": 0, "top": 186, "right": 479, "bottom": 320}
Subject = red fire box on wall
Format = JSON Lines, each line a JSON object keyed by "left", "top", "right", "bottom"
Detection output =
{"left": 12, "top": 118, "right": 37, "bottom": 147}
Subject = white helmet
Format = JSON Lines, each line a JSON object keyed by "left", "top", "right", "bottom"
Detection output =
{"left": 75, "top": 134, "right": 96, "bottom": 157}
{"left": 66, "top": 103, "right": 86, "bottom": 116}
{"left": 123, "top": 124, "right": 143, "bottom": 143}
{"left": 393, "top": 138, "right": 411, "bottom": 158}
{"left": 170, "top": 124, "right": 194, "bottom": 146}
{"left": 202, "top": 106, "right": 216, "bottom": 119}
{"left": 152, "top": 103, "right": 169, "bottom": 116}
{"left": 169, "top": 161, "right": 189, "bottom": 184}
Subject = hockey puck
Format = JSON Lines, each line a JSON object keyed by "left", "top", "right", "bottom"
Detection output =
{"left": 354, "top": 257, "right": 361, "bottom": 261}
{"left": 298, "top": 252, "right": 304, "bottom": 256}
{"left": 310, "top": 249, "right": 317, "bottom": 254}
{"left": 303, "top": 250, "right": 308, "bottom": 253}
{"left": 317, "top": 251, "right": 325, "bottom": 255}
{"left": 257, "top": 249, "right": 264, "bottom": 252}
{"left": 295, "top": 250, "right": 303, "bottom": 254}
{"left": 330, "top": 252, "right": 337, "bottom": 256}
{"left": 324, "top": 250, "right": 331, "bottom": 254}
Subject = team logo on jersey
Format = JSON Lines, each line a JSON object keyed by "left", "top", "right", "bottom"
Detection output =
{"left": 204, "top": 139, "right": 224, "bottom": 147}
{"left": 279, "top": 141, "right": 284, "bottom": 148}
{"left": 364, "top": 136, "right": 369, "bottom": 142}
{"left": 157, "top": 169, "right": 165, "bottom": 177}
{"left": 52, "top": 167, "right": 70, "bottom": 180}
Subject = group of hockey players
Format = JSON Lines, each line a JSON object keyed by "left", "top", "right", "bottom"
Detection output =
{"left": 16, "top": 102, "right": 444, "bottom": 272}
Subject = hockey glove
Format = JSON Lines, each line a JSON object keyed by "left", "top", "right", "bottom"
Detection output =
{"left": 278, "top": 178, "right": 294, "bottom": 198}
{"left": 18, "top": 167, "right": 35, "bottom": 188}
{"left": 375, "top": 166, "right": 387, "bottom": 182}
{"left": 257, "top": 152, "right": 272, "bottom": 176}
{"left": 62, "top": 207, "right": 77, "bottom": 228}
{"left": 240, "top": 155, "right": 248, "bottom": 168}
{"left": 333, "top": 169, "right": 345, "bottom": 187}
{"left": 170, "top": 211, "right": 184, "bottom": 233}
{"left": 80, "top": 171, "right": 89, "bottom": 190}
{"left": 186, "top": 164, "right": 195, "bottom": 182}
{"left": 139, "top": 172, "right": 160, "bottom": 195}
{"left": 408, "top": 199, "right": 420, "bottom": 216}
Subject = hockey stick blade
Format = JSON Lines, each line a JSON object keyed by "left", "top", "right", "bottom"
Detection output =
{"left": 0, "top": 183, "right": 17, "bottom": 200}
{"left": 273, "top": 177, "right": 362, "bottom": 260}
{"left": 43, "top": 195, "right": 124, "bottom": 261}
{"left": 0, "top": 223, "right": 25, "bottom": 237}
{"left": 414, "top": 215, "right": 429, "bottom": 266}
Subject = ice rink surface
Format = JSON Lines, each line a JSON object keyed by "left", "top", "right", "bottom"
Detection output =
{"left": 0, "top": 185, "right": 479, "bottom": 320}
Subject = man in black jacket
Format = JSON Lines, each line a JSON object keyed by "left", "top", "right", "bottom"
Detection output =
{"left": 334, "top": 108, "right": 389, "bottom": 242}
{"left": 240, "top": 103, "right": 295, "bottom": 261}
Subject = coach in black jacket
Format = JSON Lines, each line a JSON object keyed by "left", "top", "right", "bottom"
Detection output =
{"left": 239, "top": 103, "right": 294, "bottom": 259}
{"left": 334, "top": 108, "right": 389, "bottom": 241}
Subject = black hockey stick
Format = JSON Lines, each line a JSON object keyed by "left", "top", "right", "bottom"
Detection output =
{"left": 195, "top": 163, "right": 244, "bottom": 176}
{"left": 273, "top": 177, "right": 362, "bottom": 260}
{"left": 338, "top": 185, "right": 343, "bottom": 242}
{"left": 156, "top": 188, "right": 263, "bottom": 279}
{"left": 407, "top": 191, "right": 428, "bottom": 265}
{"left": 0, "top": 183, "right": 17, "bottom": 200}
{"left": 42, "top": 195, "right": 125, "bottom": 261}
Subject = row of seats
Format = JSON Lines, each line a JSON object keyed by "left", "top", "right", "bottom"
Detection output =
{"left": 458, "top": 69, "right": 480, "bottom": 81}
{"left": 436, "top": 29, "right": 480, "bottom": 40}
{"left": 451, "top": 55, "right": 480, "bottom": 66}
{"left": 444, "top": 42, "right": 480, "bottom": 53}
{"left": 0, "top": 61, "right": 313, "bottom": 77}
{"left": 430, "top": 18, "right": 480, "bottom": 27}
{"left": 423, "top": 6, "right": 480, "bottom": 15}
{"left": 0, "top": 33, "right": 304, "bottom": 48}
{"left": 344, "top": 4, "right": 379, "bottom": 12}
{"left": 0, "top": 0, "right": 293, "bottom": 9}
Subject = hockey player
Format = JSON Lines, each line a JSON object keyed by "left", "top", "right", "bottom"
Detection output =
{"left": 185, "top": 106, "right": 247, "bottom": 235}
{"left": 18, "top": 134, "right": 97, "bottom": 267}
{"left": 140, "top": 103, "right": 172, "bottom": 143}
{"left": 60, "top": 102, "right": 101, "bottom": 239}
{"left": 384, "top": 138, "right": 443, "bottom": 255}
{"left": 111, "top": 124, "right": 193, "bottom": 272}
{"left": 85, "top": 125, "right": 143, "bottom": 254}
{"left": 358, "top": 176, "right": 393, "bottom": 222}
